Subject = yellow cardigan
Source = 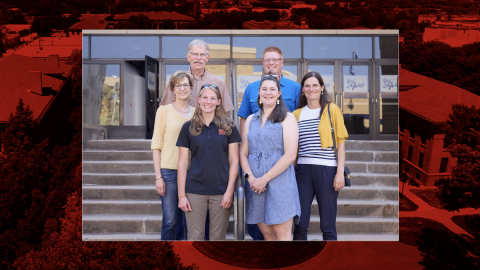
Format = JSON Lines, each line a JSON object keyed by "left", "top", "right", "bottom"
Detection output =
{"left": 292, "top": 103, "right": 348, "bottom": 150}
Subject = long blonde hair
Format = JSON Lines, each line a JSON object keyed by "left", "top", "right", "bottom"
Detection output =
{"left": 189, "top": 85, "right": 234, "bottom": 136}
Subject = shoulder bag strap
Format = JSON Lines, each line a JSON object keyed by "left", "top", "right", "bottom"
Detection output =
{"left": 327, "top": 103, "right": 338, "bottom": 162}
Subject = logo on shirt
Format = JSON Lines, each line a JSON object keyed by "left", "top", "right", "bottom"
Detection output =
{"left": 219, "top": 129, "right": 225, "bottom": 135}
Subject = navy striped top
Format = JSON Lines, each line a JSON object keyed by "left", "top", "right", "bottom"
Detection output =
{"left": 297, "top": 106, "right": 337, "bottom": 166}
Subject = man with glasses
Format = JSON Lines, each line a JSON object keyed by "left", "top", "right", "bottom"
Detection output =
{"left": 238, "top": 46, "right": 301, "bottom": 240}
{"left": 160, "top": 39, "right": 234, "bottom": 113}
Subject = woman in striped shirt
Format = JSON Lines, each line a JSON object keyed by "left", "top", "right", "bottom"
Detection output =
{"left": 292, "top": 71, "right": 348, "bottom": 240}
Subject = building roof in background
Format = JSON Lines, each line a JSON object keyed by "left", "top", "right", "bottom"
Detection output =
{"left": 14, "top": 36, "right": 82, "bottom": 59}
{"left": 69, "top": 16, "right": 109, "bottom": 30}
{"left": 113, "top": 12, "right": 195, "bottom": 22}
{"left": 4, "top": 24, "right": 31, "bottom": 33}
{"left": 399, "top": 68, "right": 480, "bottom": 124}
{"left": 243, "top": 20, "right": 302, "bottom": 29}
{"left": 0, "top": 54, "right": 73, "bottom": 122}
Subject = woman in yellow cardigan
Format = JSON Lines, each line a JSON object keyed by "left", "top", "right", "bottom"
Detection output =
{"left": 292, "top": 71, "right": 348, "bottom": 240}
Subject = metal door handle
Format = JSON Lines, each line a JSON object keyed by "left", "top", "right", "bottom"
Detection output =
{"left": 340, "top": 94, "right": 343, "bottom": 110}
{"left": 335, "top": 93, "right": 338, "bottom": 104}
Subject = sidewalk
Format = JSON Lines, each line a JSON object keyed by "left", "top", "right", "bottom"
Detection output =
{"left": 173, "top": 241, "right": 422, "bottom": 270}
{"left": 400, "top": 185, "right": 480, "bottom": 237}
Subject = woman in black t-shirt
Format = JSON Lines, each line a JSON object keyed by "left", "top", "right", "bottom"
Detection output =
{"left": 176, "top": 84, "right": 241, "bottom": 241}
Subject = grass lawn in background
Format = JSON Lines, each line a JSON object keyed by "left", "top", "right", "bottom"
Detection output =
{"left": 400, "top": 217, "right": 455, "bottom": 247}
{"left": 192, "top": 242, "right": 327, "bottom": 268}
{"left": 410, "top": 188, "right": 445, "bottom": 209}
{"left": 399, "top": 194, "right": 419, "bottom": 211}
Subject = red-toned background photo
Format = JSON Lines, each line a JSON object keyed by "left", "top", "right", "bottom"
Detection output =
{"left": 1, "top": 0, "right": 479, "bottom": 269}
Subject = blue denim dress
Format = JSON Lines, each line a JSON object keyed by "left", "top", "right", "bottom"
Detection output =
{"left": 245, "top": 111, "right": 301, "bottom": 225}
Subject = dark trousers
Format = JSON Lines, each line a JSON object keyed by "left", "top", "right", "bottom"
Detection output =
{"left": 293, "top": 163, "right": 339, "bottom": 241}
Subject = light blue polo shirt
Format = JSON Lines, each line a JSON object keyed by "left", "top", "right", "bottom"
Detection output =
{"left": 238, "top": 76, "right": 301, "bottom": 119}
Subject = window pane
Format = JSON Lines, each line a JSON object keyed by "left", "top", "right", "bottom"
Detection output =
{"left": 304, "top": 37, "right": 372, "bottom": 59}
{"left": 375, "top": 36, "right": 399, "bottom": 59}
{"left": 233, "top": 36, "right": 301, "bottom": 59}
{"left": 418, "top": 152, "right": 424, "bottom": 169}
{"left": 91, "top": 36, "right": 159, "bottom": 58}
{"left": 162, "top": 36, "right": 230, "bottom": 58}
{"left": 407, "top": 146, "right": 413, "bottom": 161}
{"left": 440, "top": 158, "right": 448, "bottom": 173}
{"left": 83, "top": 64, "right": 120, "bottom": 126}
{"left": 83, "top": 36, "right": 89, "bottom": 58}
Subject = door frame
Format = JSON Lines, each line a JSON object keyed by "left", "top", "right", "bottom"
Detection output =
{"left": 374, "top": 59, "right": 399, "bottom": 141}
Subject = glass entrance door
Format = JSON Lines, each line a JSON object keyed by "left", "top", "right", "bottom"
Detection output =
{"left": 375, "top": 61, "right": 399, "bottom": 140}
{"left": 339, "top": 62, "right": 373, "bottom": 140}
{"left": 145, "top": 56, "right": 159, "bottom": 139}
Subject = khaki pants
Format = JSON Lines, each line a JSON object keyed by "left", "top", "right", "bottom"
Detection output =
{"left": 185, "top": 193, "right": 231, "bottom": 241}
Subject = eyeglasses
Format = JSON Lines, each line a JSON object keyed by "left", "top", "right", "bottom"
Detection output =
{"left": 200, "top": 84, "right": 219, "bottom": 90}
{"left": 189, "top": 52, "right": 208, "bottom": 59}
{"left": 174, "top": 84, "right": 191, "bottom": 89}
{"left": 263, "top": 58, "right": 282, "bottom": 63}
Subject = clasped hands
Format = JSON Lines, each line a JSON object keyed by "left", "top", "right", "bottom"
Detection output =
{"left": 249, "top": 175, "right": 267, "bottom": 194}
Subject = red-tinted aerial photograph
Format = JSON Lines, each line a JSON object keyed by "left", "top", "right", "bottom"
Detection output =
{"left": 1, "top": 0, "right": 479, "bottom": 269}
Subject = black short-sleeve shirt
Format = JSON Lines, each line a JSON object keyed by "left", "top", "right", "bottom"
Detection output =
{"left": 176, "top": 121, "right": 242, "bottom": 195}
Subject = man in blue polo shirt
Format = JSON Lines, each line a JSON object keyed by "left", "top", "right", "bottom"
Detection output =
{"left": 238, "top": 46, "right": 301, "bottom": 240}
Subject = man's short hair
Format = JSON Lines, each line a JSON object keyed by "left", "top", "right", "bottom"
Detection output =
{"left": 188, "top": 39, "right": 210, "bottom": 55}
{"left": 262, "top": 46, "right": 283, "bottom": 59}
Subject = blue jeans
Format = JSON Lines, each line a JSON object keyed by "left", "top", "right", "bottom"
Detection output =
{"left": 160, "top": 169, "right": 187, "bottom": 240}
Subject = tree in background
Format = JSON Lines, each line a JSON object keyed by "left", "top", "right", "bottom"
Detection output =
{"left": 436, "top": 104, "right": 480, "bottom": 212}
{"left": 14, "top": 190, "right": 198, "bottom": 269}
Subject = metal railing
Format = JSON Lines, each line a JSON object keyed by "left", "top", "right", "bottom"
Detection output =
{"left": 234, "top": 172, "right": 245, "bottom": 240}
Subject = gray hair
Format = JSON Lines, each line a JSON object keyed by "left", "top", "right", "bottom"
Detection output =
{"left": 169, "top": 70, "right": 194, "bottom": 92}
{"left": 187, "top": 39, "right": 209, "bottom": 55}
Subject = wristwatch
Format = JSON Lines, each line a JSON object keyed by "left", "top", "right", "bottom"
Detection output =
{"left": 245, "top": 172, "right": 253, "bottom": 179}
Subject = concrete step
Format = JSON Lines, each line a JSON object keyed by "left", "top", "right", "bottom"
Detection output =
{"left": 345, "top": 141, "right": 398, "bottom": 151}
{"left": 83, "top": 185, "right": 398, "bottom": 201}
{"left": 83, "top": 173, "right": 399, "bottom": 187}
{"left": 82, "top": 215, "right": 237, "bottom": 234}
{"left": 302, "top": 233, "right": 399, "bottom": 241}
{"left": 85, "top": 139, "right": 151, "bottom": 151}
{"left": 309, "top": 216, "right": 399, "bottom": 234}
{"left": 82, "top": 215, "right": 398, "bottom": 234}
{"left": 345, "top": 161, "right": 398, "bottom": 174}
{"left": 346, "top": 151, "right": 398, "bottom": 162}
{"left": 83, "top": 173, "right": 156, "bottom": 186}
{"left": 82, "top": 150, "right": 397, "bottom": 163}
{"left": 82, "top": 199, "right": 398, "bottom": 218}
{"left": 349, "top": 173, "right": 398, "bottom": 186}
{"left": 82, "top": 232, "right": 399, "bottom": 241}
{"left": 83, "top": 161, "right": 398, "bottom": 174}
{"left": 85, "top": 140, "right": 399, "bottom": 152}
{"left": 83, "top": 151, "right": 152, "bottom": 161}
{"left": 83, "top": 161, "right": 154, "bottom": 173}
